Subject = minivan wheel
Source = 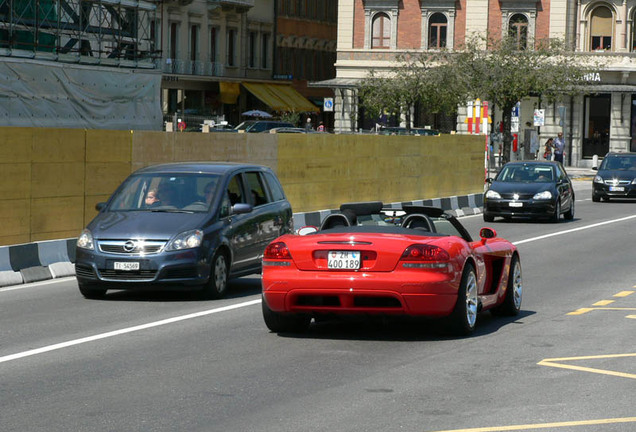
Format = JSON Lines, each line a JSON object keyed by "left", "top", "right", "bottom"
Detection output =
{"left": 202, "top": 251, "right": 229, "bottom": 299}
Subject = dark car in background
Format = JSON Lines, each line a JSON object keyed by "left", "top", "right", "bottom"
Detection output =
{"left": 592, "top": 152, "right": 636, "bottom": 202}
{"left": 483, "top": 161, "right": 575, "bottom": 222}
{"left": 75, "top": 163, "right": 293, "bottom": 299}
{"left": 234, "top": 120, "right": 294, "bottom": 133}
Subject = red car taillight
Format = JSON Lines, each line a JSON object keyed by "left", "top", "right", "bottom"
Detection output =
{"left": 400, "top": 245, "right": 450, "bottom": 262}
{"left": 264, "top": 242, "right": 292, "bottom": 260}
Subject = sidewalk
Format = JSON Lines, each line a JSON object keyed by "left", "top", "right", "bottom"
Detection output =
{"left": 487, "top": 165, "right": 595, "bottom": 180}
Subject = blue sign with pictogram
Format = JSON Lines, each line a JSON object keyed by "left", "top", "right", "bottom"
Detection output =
{"left": 323, "top": 98, "right": 334, "bottom": 112}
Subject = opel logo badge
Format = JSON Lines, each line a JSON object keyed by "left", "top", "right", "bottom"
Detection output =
{"left": 123, "top": 240, "right": 137, "bottom": 252}
{"left": 513, "top": 193, "right": 519, "bottom": 201}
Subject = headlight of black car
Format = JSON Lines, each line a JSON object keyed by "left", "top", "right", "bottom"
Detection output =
{"left": 485, "top": 190, "right": 501, "bottom": 199}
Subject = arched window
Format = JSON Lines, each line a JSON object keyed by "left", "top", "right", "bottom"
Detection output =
{"left": 509, "top": 14, "right": 528, "bottom": 50}
{"left": 590, "top": 6, "right": 613, "bottom": 51}
{"left": 428, "top": 13, "right": 447, "bottom": 49}
{"left": 372, "top": 13, "right": 390, "bottom": 49}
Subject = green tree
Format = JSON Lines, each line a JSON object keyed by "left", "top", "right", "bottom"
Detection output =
{"left": 359, "top": 53, "right": 462, "bottom": 131}
{"left": 433, "top": 35, "right": 598, "bottom": 164}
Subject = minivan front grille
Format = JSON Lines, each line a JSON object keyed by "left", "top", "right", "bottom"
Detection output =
{"left": 98, "top": 240, "right": 167, "bottom": 255}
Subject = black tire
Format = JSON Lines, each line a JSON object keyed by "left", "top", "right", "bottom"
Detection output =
{"left": 201, "top": 251, "right": 229, "bottom": 299}
{"left": 602, "top": 196, "right": 610, "bottom": 202}
{"left": 448, "top": 264, "right": 478, "bottom": 336}
{"left": 551, "top": 199, "right": 561, "bottom": 223}
{"left": 262, "top": 296, "right": 311, "bottom": 333}
{"left": 483, "top": 212, "right": 495, "bottom": 223}
{"left": 78, "top": 281, "right": 107, "bottom": 299}
{"left": 564, "top": 198, "right": 575, "bottom": 220}
{"left": 592, "top": 194, "right": 600, "bottom": 203}
{"left": 491, "top": 255, "right": 522, "bottom": 316}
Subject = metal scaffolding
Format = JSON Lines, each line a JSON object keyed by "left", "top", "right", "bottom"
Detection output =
{"left": 0, "top": 0, "right": 158, "bottom": 67}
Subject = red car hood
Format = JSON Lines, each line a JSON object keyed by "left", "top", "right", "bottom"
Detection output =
{"left": 277, "top": 232, "right": 454, "bottom": 272}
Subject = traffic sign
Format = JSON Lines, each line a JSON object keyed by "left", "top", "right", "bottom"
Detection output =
{"left": 323, "top": 97, "right": 334, "bottom": 112}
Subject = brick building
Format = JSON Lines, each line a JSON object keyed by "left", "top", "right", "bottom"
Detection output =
{"left": 315, "top": 0, "right": 636, "bottom": 167}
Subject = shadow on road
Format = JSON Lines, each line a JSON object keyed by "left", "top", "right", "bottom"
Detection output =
{"left": 273, "top": 310, "right": 536, "bottom": 342}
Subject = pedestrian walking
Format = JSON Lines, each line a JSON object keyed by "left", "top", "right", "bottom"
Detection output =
{"left": 553, "top": 132, "right": 565, "bottom": 164}
{"left": 543, "top": 138, "right": 554, "bottom": 160}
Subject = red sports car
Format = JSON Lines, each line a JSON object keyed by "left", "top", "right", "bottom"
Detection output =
{"left": 261, "top": 202, "right": 522, "bottom": 335}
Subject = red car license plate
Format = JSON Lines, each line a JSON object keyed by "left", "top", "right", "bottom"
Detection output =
{"left": 327, "top": 251, "right": 360, "bottom": 269}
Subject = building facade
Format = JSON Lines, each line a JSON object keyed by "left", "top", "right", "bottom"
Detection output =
{"left": 320, "top": 0, "right": 636, "bottom": 167}
{"left": 155, "top": 0, "right": 337, "bottom": 128}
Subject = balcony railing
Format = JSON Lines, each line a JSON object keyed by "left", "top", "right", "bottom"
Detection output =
{"left": 161, "top": 58, "right": 225, "bottom": 77}
{"left": 207, "top": 0, "right": 255, "bottom": 8}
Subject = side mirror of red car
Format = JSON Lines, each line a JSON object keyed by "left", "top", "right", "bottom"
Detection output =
{"left": 297, "top": 226, "right": 318, "bottom": 236}
{"left": 479, "top": 227, "right": 497, "bottom": 244}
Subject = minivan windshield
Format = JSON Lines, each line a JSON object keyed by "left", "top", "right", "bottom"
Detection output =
{"left": 599, "top": 154, "right": 636, "bottom": 171}
{"left": 108, "top": 173, "right": 222, "bottom": 213}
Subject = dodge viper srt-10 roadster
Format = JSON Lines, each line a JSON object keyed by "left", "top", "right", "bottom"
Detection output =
{"left": 261, "top": 202, "right": 522, "bottom": 336}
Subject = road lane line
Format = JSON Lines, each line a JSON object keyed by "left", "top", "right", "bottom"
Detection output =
{"left": 0, "top": 298, "right": 261, "bottom": 365}
{"left": 425, "top": 417, "right": 636, "bottom": 432}
{"left": 593, "top": 300, "right": 614, "bottom": 306}
{"left": 614, "top": 291, "right": 634, "bottom": 297}
{"left": 513, "top": 214, "right": 636, "bottom": 245}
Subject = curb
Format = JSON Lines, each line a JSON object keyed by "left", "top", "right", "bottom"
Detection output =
{"left": 0, "top": 239, "right": 76, "bottom": 287}
{"left": 0, "top": 193, "right": 484, "bottom": 289}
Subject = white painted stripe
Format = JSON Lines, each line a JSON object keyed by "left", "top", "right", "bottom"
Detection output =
{"left": 0, "top": 299, "right": 261, "bottom": 364}
{"left": 0, "top": 276, "right": 76, "bottom": 292}
{"left": 513, "top": 214, "right": 636, "bottom": 245}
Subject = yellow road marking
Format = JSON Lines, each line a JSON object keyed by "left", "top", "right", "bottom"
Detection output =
{"left": 627, "top": 315, "right": 636, "bottom": 319}
{"left": 538, "top": 353, "right": 636, "bottom": 380}
{"left": 593, "top": 300, "right": 614, "bottom": 306}
{"left": 567, "top": 308, "right": 593, "bottom": 315}
{"left": 614, "top": 291, "right": 635, "bottom": 297}
{"left": 425, "top": 417, "right": 636, "bottom": 432}
{"left": 568, "top": 307, "right": 636, "bottom": 315}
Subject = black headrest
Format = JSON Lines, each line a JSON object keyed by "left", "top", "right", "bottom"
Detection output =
{"left": 320, "top": 213, "right": 351, "bottom": 230}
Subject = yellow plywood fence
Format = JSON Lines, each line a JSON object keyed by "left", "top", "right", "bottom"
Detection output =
{"left": 0, "top": 127, "right": 484, "bottom": 246}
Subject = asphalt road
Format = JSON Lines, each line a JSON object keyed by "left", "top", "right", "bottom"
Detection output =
{"left": 1, "top": 180, "right": 635, "bottom": 432}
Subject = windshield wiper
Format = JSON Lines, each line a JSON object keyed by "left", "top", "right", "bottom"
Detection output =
{"left": 149, "top": 209, "right": 195, "bottom": 214}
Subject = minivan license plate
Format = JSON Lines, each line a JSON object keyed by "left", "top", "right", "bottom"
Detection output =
{"left": 328, "top": 251, "right": 360, "bottom": 269}
{"left": 114, "top": 262, "right": 140, "bottom": 271}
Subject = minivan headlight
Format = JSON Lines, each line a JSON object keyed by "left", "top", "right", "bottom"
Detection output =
{"left": 166, "top": 230, "right": 203, "bottom": 251}
{"left": 593, "top": 175, "right": 604, "bottom": 184}
{"left": 77, "top": 229, "right": 94, "bottom": 250}
{"left": 485, "top": 190, "right": 501, "bottom": 199}
{"left": 533, "top": 191, "right": 553, "bottom": 200}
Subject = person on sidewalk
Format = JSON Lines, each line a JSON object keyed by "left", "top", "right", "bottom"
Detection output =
{"left": 554, "top": 132, "right": 565, "bottom": 164}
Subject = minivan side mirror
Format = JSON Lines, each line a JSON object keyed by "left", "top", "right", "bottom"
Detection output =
{"left": 95, "top": 202, "right": 107, "bottom": 212}
{"left": 232, "top": 203, "right": 253, "bottom": 214}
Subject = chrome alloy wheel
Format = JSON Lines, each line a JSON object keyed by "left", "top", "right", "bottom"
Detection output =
{"left": 214, "top": 254, "right": 228, "bottom": 292}
{"left": 465, "top": 271, "right": 478, "bottom": 328}
{"left": 511, "top": 259, "right": 523, "bottom": 310}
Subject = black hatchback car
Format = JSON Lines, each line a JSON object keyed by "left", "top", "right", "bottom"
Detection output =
{"left": 483, "top": 161, "right": 575, "bottom": 222}
{"left": 592, "top": 152, "right": 636, "bottom": 202}
{"left": 75, "top": 163, "right": 293, "bottom": 299}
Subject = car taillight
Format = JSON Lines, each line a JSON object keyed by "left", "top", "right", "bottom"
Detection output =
{"left": 400, "top": 245, "right": 450, "bottom": 263}
{"left": 264, "top": 242, "right": 292, "bottom": 260}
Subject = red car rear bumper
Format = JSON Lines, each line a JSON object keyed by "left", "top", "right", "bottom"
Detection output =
{"left": 262, "top": 269, "right": 459, "bottom": 317}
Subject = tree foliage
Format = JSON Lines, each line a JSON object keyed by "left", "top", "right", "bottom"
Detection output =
{"left": 359, "top": 35, "right": 598, "bottom": 163}
{"left": 359, "top": 53, "right": 462, "bottom": 130}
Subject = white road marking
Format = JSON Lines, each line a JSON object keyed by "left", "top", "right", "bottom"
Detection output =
{"left": 0, "top": 299, "right": 261, "bottom": 364}
{"left": 0, "top": 277, "right": 76, "bottom": 292}
{"left": 513, "top": 214, "right": 636, "bottom": 245}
